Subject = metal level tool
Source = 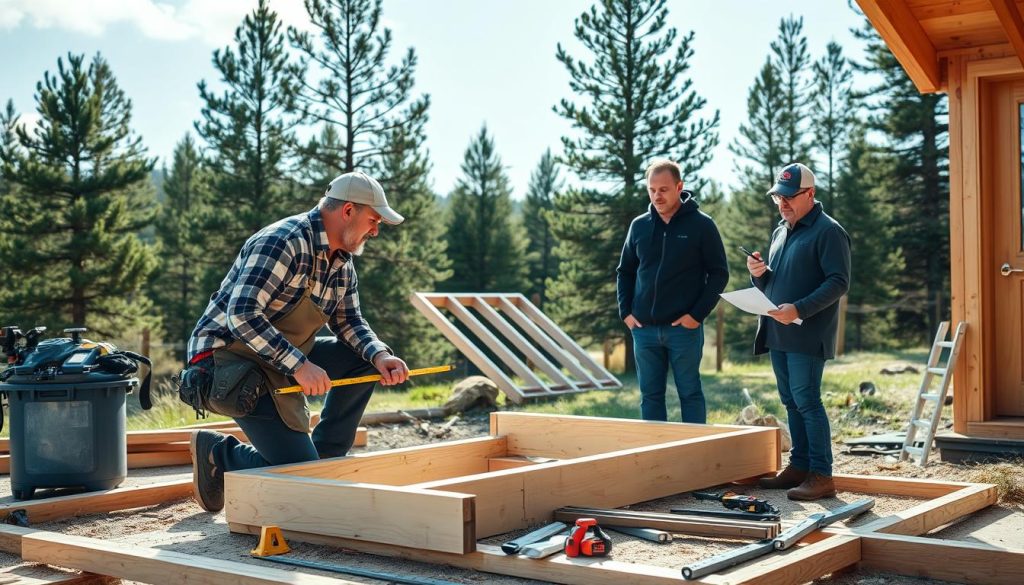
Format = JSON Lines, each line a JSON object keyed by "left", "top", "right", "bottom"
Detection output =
{"left": 256, "top": 555, "right": 462, "bottom": 585}
{"left": 501, "top": 521, "right": 568, "bottom": 554}
{"left": 681, "top": 498, "right": 875, "bottom": 580}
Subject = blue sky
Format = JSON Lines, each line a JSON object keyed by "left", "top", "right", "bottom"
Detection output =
{"left": 0, "top": 0, "right": 867, "bottom": 198}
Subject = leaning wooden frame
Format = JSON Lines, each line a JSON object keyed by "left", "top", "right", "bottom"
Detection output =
{"left": 221, "top": 413, "right": 1023, "bottom": 585}
{"left": 409, "top": 292, "right": 621, "bottom": 402}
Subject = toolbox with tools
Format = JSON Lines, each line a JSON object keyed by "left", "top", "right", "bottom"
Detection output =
{"left": 0, "top": 326, "right": 152, "bottom": 499}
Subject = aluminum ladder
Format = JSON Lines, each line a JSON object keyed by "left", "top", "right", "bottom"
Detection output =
{"left": 900, "top": 321, "right": 967, "bottom": 466}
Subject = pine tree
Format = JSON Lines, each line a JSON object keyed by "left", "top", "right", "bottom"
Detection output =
{"left": 522, "top": 150, "right": 562, "bottom": 308}
{"left": 195, "top": 0, "right": 298, "bottom": 292}
{"left": 811, "top": 41, "right": 856, "bottom": 212}
{"left": 771, "top": 15, "right": 812, "bottom": 165}
{"left": 854, "top": 21, "right": 949, "bottom": 342}
{"left": 444, "top": 126, "right": 528, "bottom": 292}
{"left": 288, "top": 0, "right": 429, "bottom": 174}
{"left": 149, "top": 134, "right": 211, "bottom": 360}
{"left": 359, "top": 118, "right": 452, "bottom": 368}
{"left": 718, "top": 58, "right": 788, "bottom": 360}
{"left": 549, "top": 0, "right": 719, "bottom": 363}
{"left": 0, "top": 54, "right": 157, "bottom": 336}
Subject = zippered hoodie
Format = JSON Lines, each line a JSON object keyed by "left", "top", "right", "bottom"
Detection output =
{"left": 617, "top": 193, "right": 729, "bottom": 325}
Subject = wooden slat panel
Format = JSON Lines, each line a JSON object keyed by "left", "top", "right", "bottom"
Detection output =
{"left": 908, "top": 0, "right": 995, "bottom": 20}
{"left": 19, "top": 529, "right": 359, "bottom": 585}
{"left": 413, "top": 427, "right": 778, "bottom": 537}
{"left": 513, "top": 295, "right": 620, "bottom": 384}
{"left": 264, "top": 436, "right": 507, "bottom": 484}
{"left": 224, "top": 472, "right": 475, "bottom": 554}
{"left": 919, "top": 9, "right": 1007, "bottom": 50}
{"left": 471, "top": 298, "right": 575, "bottom": 390}
{"left": 491, "top": 412, "right": 737, "bottom": 458}
{"left": 444, "top": 297, "right": 549, "bottom": 392}
{"left": 857, "top": 0, "right": 941, "bottom": 91}
{"left": 860, "top": 532, "right": 1024, "bottom": 584}
{"left": 0, "top": 480, "right": 191, "bottom": 526}
{"left": 409, "top": 292, "right": 524, "bottom": 402}
{"left": 832, "top": 473, "right": 969, "bottom": 498}
{"left": 495, "top": 297, "right": 603, "bottom": 388}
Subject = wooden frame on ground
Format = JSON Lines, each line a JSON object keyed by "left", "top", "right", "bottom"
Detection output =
{"left": 222, "top": 412, "right": 1021, "bottom": 585}
{"left": 410, "top": 293, "right": 621, "bottom": 402}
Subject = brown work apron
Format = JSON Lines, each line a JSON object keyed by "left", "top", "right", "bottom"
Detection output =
{"left": 213, "top": 280, "right": 328, "bottom": 433}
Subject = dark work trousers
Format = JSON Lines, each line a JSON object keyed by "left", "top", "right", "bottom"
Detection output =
{"left": 211, "top": 337, "right": 378, "bottom": 472}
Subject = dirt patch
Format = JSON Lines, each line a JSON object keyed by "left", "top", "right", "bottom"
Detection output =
{"left": 1, "top": 414, "right": 1021, "bottom": 585}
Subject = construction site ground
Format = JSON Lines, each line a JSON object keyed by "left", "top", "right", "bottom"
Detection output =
{"left": 1, "top": 413, "right": 1022, "bottom": 585}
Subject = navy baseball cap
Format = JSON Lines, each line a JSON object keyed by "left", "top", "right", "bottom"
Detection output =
{"left": 767, "top": 163, "right": 815, "bottom": 197}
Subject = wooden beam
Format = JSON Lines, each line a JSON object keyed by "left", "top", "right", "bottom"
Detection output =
{"left": 224, "top": 472, "right": 476, "bottom": 554}
{"left": 267, "top": 436, "right": 507, "bottom": 483}
{"left": 860, "top": 531, "right": 1024, "bottom": 584}
{"left": 16, "top": 529, "right": 360, "bottom": 585}
{"left": 832, "top": 473, "right": 971, "bottom": 498}
{"left": 491, "top": 412, "right": 738, "bottom": 458}
{"left": 990, "top": 0, "right": 1024, "bottom": 68}
{"left": 413, "top": 427, "right": 778, "bottom": 537}
{"left": 857, "top": 483, "right": 997, "bottom": 535}
{"left": 0, "top": 480, "right": 191, "bottom": 526}
{"left": 0, "top": 572, "right": 117, "bottom": 585}
{"left": 856, "top": 0, "right": 942, "bottom": 92}
{"left": 471, "top": 298, "right": 575, "bottom": 390}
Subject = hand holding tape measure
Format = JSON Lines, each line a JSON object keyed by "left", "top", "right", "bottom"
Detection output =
{"left": 275, "top": 364, "right": 454, "bottom": 395}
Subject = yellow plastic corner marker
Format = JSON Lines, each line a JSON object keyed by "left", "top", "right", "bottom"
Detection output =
{"left": 251, "top": 525, "right": 291, "bottom": 557}
{"left": 274, "top": 364, "right": 455, "bottom": 395}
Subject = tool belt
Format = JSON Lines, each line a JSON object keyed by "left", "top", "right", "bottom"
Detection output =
{"left": 175, "top": 355, "right": 265, "bottom": 419}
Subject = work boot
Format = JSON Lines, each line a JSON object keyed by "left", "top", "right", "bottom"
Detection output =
{"left": 189, "top": 430, "right": 225, "bottom": 513}
{"left": 757, "top": 465, "right": 808, "bottom": 490}
{"left": 787, "top": 472, "right": 837, "bottom": 501}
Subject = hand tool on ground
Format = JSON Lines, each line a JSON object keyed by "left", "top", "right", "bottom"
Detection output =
{"left": 670, "top": 507, "right": 781, "bottom": 522}
{"left": 275, "top": 364, "right": 454, "bottom": 394}
{"left": 606, "top": 525, "right": 673, "bottom": 543}
{"left": 555, "top": 505, "right": 779, "bottom": 539}
{"left": 501, "top": 521, "right": 568, "bottom": 554}
{"left": 681, "top": 498, "right": 875, "bottom": 580}
{"left": 691, "top": 491, "right": 780, "bottom": 515}
{"left": 257, "top": 555, "right": 463, "bottom": 585}
{"left": 564, "top": 518, "right": 612, "bottom": 558}
{"left": 521, "top": 535, "right": 571, "bottom": 559}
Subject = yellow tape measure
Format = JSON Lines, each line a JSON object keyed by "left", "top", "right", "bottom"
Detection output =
{"left": 274, "top": 364, "right": 455, "bottom": 395}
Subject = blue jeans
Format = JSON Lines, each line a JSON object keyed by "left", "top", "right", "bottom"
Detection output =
{"left": 212, "top": 337, "right": 378, "bottom": 472}
{"left": 769, "top": 350, "right": 832, "bottom": 476}
{"left": 632, "top": 324, "right": 705, "bottom": 423}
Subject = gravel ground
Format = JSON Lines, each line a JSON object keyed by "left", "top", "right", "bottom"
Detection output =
{"left": 1, "top": 412, "right": 1022, "bottom": 585}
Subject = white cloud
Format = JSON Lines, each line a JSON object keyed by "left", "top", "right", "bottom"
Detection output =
{"left": 0, "top": 0, "right": 311, "bottom": 46}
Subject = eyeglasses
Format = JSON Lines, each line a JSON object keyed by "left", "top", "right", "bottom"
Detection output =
{"left": 770, "top": 189, "right": 811, "bottom": 205}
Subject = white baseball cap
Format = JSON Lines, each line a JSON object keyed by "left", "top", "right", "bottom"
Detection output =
{"left": 325, "top": 171, "right": 404, "bottom": 225}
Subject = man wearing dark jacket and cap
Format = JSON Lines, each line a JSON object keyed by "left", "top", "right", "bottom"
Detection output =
{"left": 617, "top": 159, "right": 729, "bottom": 423}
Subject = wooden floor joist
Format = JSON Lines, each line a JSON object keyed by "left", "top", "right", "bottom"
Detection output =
{"left": 0, "top": 479, "right": 192, "bottom": 526}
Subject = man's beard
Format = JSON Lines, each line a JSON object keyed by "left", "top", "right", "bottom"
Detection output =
{"left": 352, "top": 241, "right": 365, "bottom": 256}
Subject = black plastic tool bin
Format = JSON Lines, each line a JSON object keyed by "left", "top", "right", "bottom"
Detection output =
{"left": 1, "top": 373, "right": 135, "bottom": 499}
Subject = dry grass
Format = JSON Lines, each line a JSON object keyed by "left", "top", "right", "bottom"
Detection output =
{"left": 970, "top": 460, "right": 1024, "bottom": 506}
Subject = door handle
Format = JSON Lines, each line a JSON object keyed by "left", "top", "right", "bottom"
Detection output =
{"left": 1000, "top": 262, "right": 1024, "bottom": 277}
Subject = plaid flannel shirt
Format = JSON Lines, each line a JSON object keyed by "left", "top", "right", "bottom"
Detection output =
{"left": 187, "top": 207, "right": 390, "bottom": 375}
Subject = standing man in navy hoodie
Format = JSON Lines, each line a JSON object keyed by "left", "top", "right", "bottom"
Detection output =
{"left": 617, "top": 159, "right": 729, "bottom": 423}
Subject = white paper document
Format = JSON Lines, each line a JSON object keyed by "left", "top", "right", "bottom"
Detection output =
{"left": 720, "top": 287, "right": 802, "bottom": 325}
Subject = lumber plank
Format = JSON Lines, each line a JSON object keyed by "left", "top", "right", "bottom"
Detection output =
{"left": 831, "top": 473, "right": 971, "bottom": 498}
{"left": 413, "top": 427, "right": 778, "bottom": 537}
{"left": 490, "top": 412, "right": 740, "bottom": 458}
{"left": 700, "top": 534, "right": 861, "bottom": 585}
{"left": 0, "top": 570, "right": 117, "bottom": 585}
{"left": 0, "top": 480, "right": 191, "bottom": 526}
{"left": 266, "top": 436, "right": 507, "bottom": 483}
{"left": 857, "top": 483, "right": 997, "bottom": 535}
{"left": 471, "top": 298, "right": 575, "bottom": 390}
{"left": 224, "top": 471, "right": 476, "bottom": 554}
{"left": 19, "top": 529, "right": 360, "bottom": 585}
{"left": 859, "top": 531, "right": 1024, "bottom": 584}
{"left": 229, "top": 522, "right": 688, "bottom": 585}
